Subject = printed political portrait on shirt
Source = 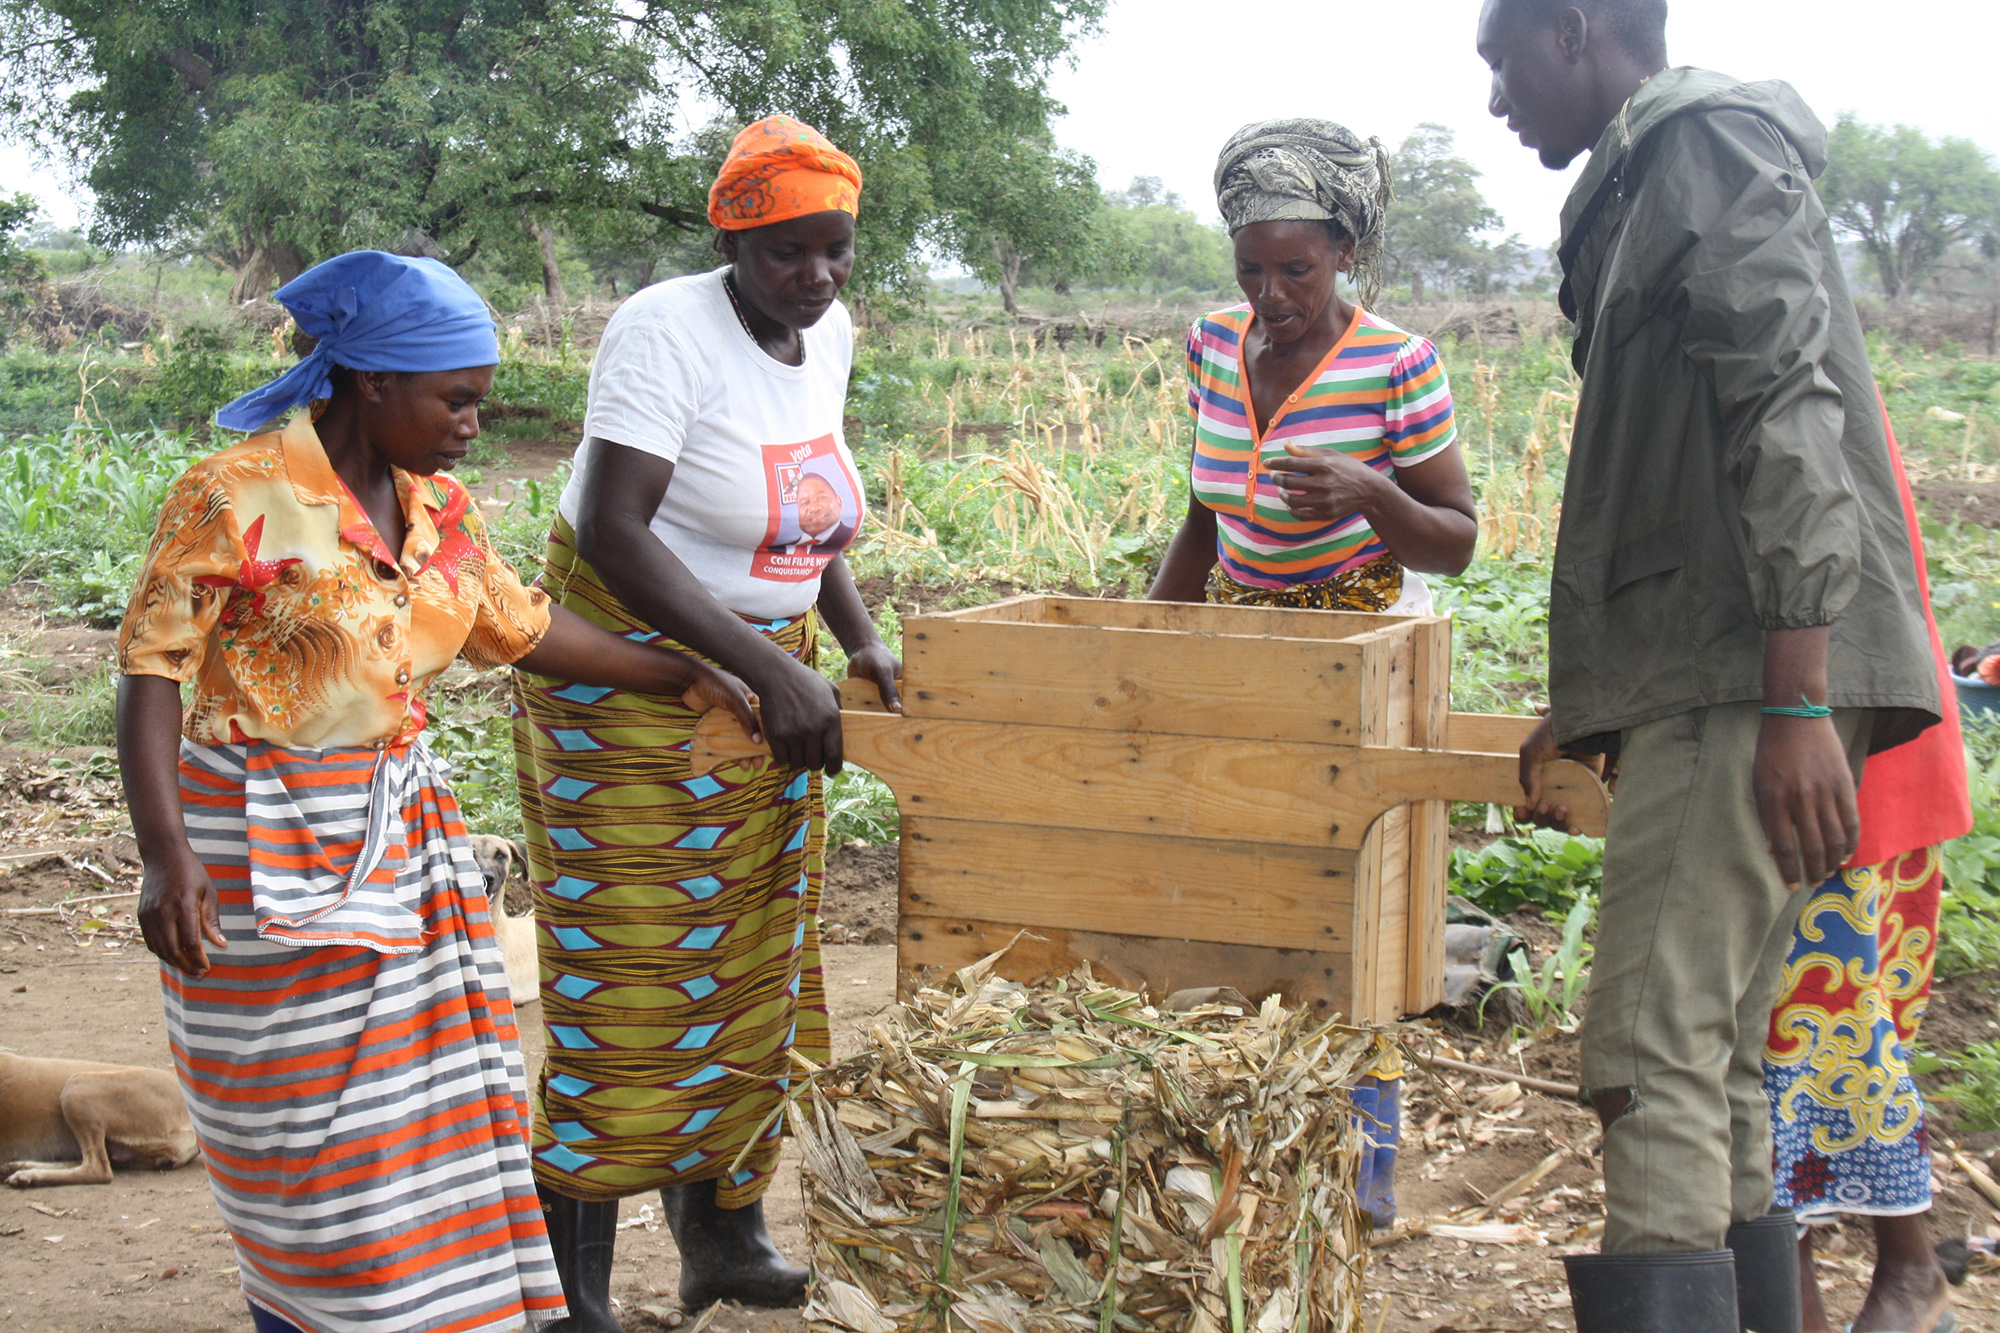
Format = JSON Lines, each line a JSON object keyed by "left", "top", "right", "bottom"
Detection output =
{"left": 755, "top": 434, "right": 862, "bottom": 582}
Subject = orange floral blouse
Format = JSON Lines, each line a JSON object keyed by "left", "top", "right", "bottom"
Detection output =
{"left": 117, "top": 416, "right": 552, "bottom": 749}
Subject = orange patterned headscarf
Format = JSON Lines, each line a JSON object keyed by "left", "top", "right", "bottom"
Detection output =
{"left": 707, "top": 116, "right": 862, "bottom": 231}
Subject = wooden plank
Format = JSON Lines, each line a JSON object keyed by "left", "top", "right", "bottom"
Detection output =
{"left": 1412, "top": 621, "right": 1453, "bottom": 751}
{"left": 1446, "top": 712, "right": 1541, "bottom": 754}
{"left": 901, "top": 619, "right": 1366, "bottom": 742}
{"left": 1369, "top": 804, "right": 1410, "bottom": 1022}
{"left": 1347, "top": 814, "right": 1382, "bottom": 1023}
{"left": 689, "top": 710, "right": 1612, "bottom": 840}
{"left": 839, "top": 677, "right": 896, "bottom": 712}
{"left": 922, "top": 594, "right": 1048, "bottom": 624}
{"left": 1351, "top": 625, "right": 1399, "bottom": 746}
{"left": 695, "top": 711, "right": 1351, "bottom": 844}
{"left": 1346, "top": 625, "right": 1409, "bottom": 1022}
{"left": 982, "top": 597, "right": 1434, "bottom": 643}
{"left": 1403, "top": 799, "right": 1449, "bottom": 1014}
{"left": 898, "top": 817, "right": 1356, "bottom": 951}
{"left": 1381, "top": 626, "right": 1415, "bottom": 747}
{"left": 897, "top": 915, "right": 1357, "bottom": 1019}
{"left": 1403, "top": 617, "right": 1454, "bottom": 1015}
{"left": 1333, "top": 747, "right": 1610, "bottom": 837}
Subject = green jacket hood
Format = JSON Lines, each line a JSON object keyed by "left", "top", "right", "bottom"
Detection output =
{"left": 1561, "top": 67, "right": 1829, "bottom": 247}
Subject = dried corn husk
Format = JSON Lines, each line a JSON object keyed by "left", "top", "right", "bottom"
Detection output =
{"left": 796, "top": 949, "right": 1383, "bottom": 1333}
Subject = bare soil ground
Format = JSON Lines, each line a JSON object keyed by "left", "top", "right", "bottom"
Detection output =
{"left": 1917, "top": 479, "right": 2000, "bottom": 532}
{"left": 461, "top": 436, "right": 581, "bottom": 509}
{"left": 10, "top": 833, "right": 2000, "bottom": 1332}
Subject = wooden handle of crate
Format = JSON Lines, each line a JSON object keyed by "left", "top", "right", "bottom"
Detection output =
{"left": 688, "top": 679, "right": 900, "bottom": 776}
{"left": 693, "top": 703, "right": 1609, "bottom": 837}
{"left": 1342, "top": 748, "right": 1610, "bottom": 837}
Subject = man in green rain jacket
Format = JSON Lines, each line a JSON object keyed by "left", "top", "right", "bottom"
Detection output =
{"left": 1474, "top": 2, "right": 1942, "bottom": 1330}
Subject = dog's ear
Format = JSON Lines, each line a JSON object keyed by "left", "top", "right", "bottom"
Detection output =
{"left": 510, "top": 840, "right": 529, "bottom": 878}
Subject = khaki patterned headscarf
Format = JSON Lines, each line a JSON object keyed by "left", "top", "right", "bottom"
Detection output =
{"left": 1214, "top": 118, "right": 1393, "bottom": 302}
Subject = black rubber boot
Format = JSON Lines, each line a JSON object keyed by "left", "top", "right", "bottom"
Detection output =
{"left": 1565, "top": 1249, "right": 1739, "bottom": 1333}
{"left": 539, "top": 1185, "right": 626, "bottom": 1332}
{"left": 1726, "top": 1210, "right": 1803, "bottom": 1333}
{"left": 660, "top": 1177, "right": 808, "bottom": 1309}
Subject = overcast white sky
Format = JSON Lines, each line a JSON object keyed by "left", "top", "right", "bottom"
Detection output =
{"left": 1053, "top": 0, "right": 1999, "bottom": 247}
{"left": 3, "top": 0, "right": 1996, "bottom": 245}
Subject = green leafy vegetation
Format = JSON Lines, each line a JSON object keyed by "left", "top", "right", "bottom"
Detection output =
{"left": 1482, "top": 897, "right": 1595, "bottom": 1037}
{"left": 0, "top": 192, "right": 47, "bottom": 348}
{"left": 1939, "top": 716, "right": 2000, "bottom": 978}
{"left": 1820, "top": 117, "right": 2000, "bottom": 303}
{"left": 0, "top": 425, "right": 200, "bottom": 624}
{"left": 0, "top": 0, "right": 1110, "bottom": 302}
{"left": 1935, "top": 1039, "right": 2000, "bottom": 1130}
{"left": 428, "top": 710, "right": 524, "bottom": 842}
{"left": 1382, "top": 125, "right": 1533, "bottom": 302}
{"left": 1451, "top": 828, "right": 1605, "bottom": 918}
{"left": 824, "top": 768, "right": 900, "bottom": 850}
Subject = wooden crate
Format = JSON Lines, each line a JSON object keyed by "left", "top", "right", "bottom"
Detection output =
{"left": 690, "top": 596, "right": 1606, "bottom": 1024}
{"left": 893, "top": 596, "right": 1446, "bottom": 1022}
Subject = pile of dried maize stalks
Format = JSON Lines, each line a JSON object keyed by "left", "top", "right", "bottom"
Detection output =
{"left": 791, "top": 949, "right": 1384, "bottom": 1333}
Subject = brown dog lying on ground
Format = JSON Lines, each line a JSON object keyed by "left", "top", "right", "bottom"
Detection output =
{"left": 0, "top": 1051, "right": 199, "bottom": 1188}
{"left": 467, "top": 834, "right": 539, "bottom": 1009}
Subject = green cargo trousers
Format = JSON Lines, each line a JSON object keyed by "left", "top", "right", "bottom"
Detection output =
{"left": 1581, "top": 701, "right": 1870, "bottom": 1253}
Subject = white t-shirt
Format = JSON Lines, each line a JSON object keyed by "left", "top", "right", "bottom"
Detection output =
{"left": 559, "top": 268, "right": 863, "bottom": 620}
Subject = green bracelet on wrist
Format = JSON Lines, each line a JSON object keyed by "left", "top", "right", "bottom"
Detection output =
{"left": 1761, "top": 694, "right": 1832, "bottom": 719}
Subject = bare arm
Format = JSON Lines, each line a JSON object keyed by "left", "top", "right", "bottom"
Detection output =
{"left": 515, "top": 605, "right": 759, "bottom": 739}
{"left": 1264, "top": 441, "right": 1478, "bottom": 576}
{"left": 119, "top": 674, "right": 226, "bottom": 976}
{"left": 815, "top": 555, "right": 902, "bottom": 713}
{"left": 572, "top": 438, "right": 845, "bottom": 772}
{"left": 1517, "top": 629, "right": 1859, "bottom": 890}
{"left": 1754, "top": 626, "right": 1859, "bottom": 889}
{"left": 1147, "top": 494, "right": 1219, "bottom": 602}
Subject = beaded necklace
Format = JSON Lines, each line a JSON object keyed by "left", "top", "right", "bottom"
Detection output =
{"left": 723, "top": 267, "right": 805, "bottom": 364}
{"left": 721, "top": 268, "right": 759, "bottom": 342}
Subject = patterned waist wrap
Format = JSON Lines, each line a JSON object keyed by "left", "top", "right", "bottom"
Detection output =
{"left": 512, "top": 516, "right": 829, "bottom": 1206}
{"left": 166, "top": 737, "right": 565, "bottom": 1333}
{"left": 1764, "top": 846, "right": 1943, "bottom": 1222}
{"left": 1205, "top": 552, "right": 1403, "bottom": 611}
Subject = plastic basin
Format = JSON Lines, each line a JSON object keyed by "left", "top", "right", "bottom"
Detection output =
{"left": 1953, "top": 671, "right": 2000, "bottom": 718}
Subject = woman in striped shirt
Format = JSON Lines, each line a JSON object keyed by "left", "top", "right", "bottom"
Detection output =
{"left": 1148, "top": 119, "right": 1477, "bottom": 610}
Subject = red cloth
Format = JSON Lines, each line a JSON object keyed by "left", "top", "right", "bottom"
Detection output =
{"left": 1847, "top": 409, "right": 1971, "bottom": 867}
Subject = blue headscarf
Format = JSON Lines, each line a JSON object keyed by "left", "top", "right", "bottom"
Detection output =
{"left": 215, "top": 251, "right": 501, "bottom": 431}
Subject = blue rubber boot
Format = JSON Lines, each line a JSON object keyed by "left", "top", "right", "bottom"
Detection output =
{"left": 1350, "top": 1074, "right": 1401, "bottom": 1229}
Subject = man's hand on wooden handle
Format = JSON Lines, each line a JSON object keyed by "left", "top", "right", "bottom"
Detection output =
{"left": 1515, "top": 707, "right": 1609, "bottom": 835}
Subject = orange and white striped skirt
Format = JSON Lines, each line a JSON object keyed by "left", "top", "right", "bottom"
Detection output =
{"left": 165, "top": 739, "right": 568, "bottom": 1333}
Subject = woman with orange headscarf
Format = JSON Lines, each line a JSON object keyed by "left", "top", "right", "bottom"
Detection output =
{"left": 512, "top": 116, "right": 896, "bottom": 1326}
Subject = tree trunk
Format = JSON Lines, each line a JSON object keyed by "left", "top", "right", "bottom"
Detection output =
{"left": 1871, "top": 237, "right": 1906, "bottom": 304}
{"left": 227, "top": 239, "right": 309, "bottom": 304}
{"left": 528, "top": 213, "right": 566, "bottom": 306}
{"left": 995, "top": 240, "right": 1022, "bottom": 317}
{"left": 230, "top": 245, "right": 277, "bottom": 304}
{"left": 272, "top": 241, "right": 307, "bottom": 289}
{"left": 1409, "top": 269, "right": 1426, "bottom": 303}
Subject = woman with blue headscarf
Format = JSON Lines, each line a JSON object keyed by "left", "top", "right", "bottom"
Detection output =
{"left": 114, "top": 250, "right": 757, "bottom": 1333}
